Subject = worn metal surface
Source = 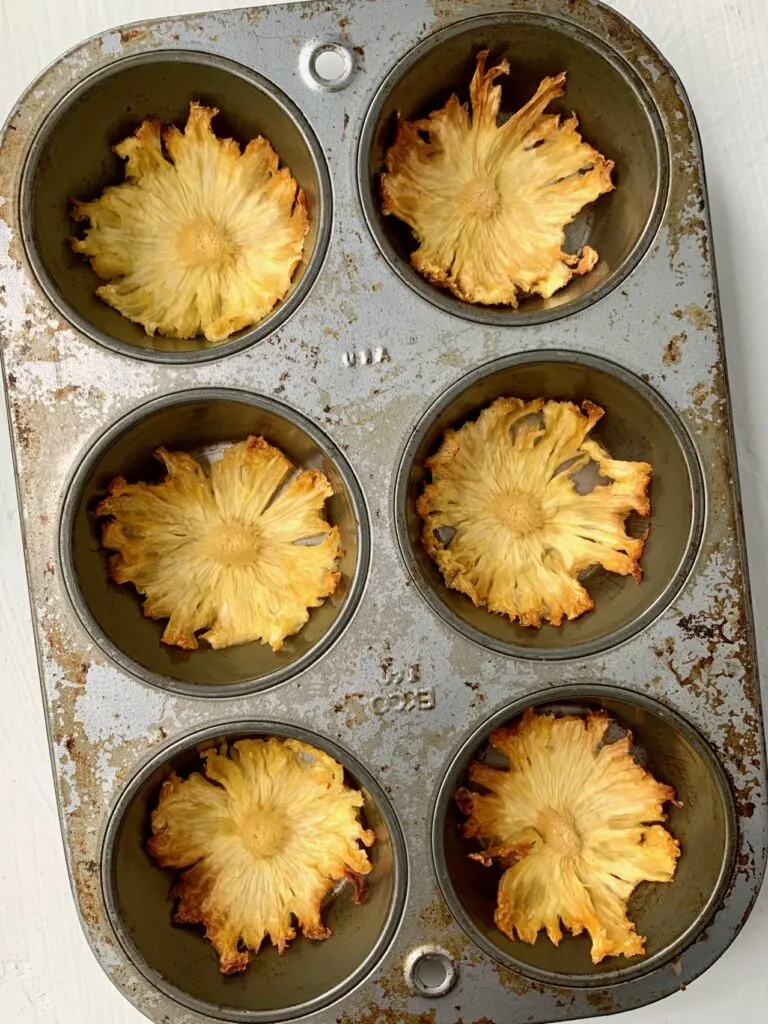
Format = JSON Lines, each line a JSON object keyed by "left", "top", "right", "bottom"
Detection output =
{"left": 0, "top": 1, "right": 765, "bottom": 1022}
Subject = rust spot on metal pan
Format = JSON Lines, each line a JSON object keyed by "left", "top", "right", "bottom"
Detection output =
{"left": 586, "top": 990, "right": 618, "bottom": 1012}
{"left": 119, "top": 27, "right": 156, "bottom": 45}
{"left": 677, "top": 612, "right": 734, "bottom": 647}
{"left": 46, "top": 619, "right": 88, "bottom": 687}
{"left": 465, "top": 680, "right": 486, "bottom": 706}
{"left": 653, "top": 637, "right": 723, "bottom": 709}
{"left": 11, "top": 399, "right": 34, "bottom": 453}
{"left": 491, "top": 960, "right": 547, "bottom": 996}
{"left": 418, "top": 898, "right": 471, "bottom": 960}
{"left": 674, "top": 304, "right": 713, "bottom": 331}
{"left": 338, "top": 1007, "right": 436, "bottom": 1024}
{"left": 333, "top": 692, "right": 369, "bottom": 727}
{"left": 53, "top": 384, "right": 82, "bottom": 400}
{"left": 374, "top": 963, "right": 411, "bottom": 1002}
{"left": 663, "top": 332, "right": 687, "bottom": 365}
{"left": 721, "top": 719, "right": 760, "bottom": 776}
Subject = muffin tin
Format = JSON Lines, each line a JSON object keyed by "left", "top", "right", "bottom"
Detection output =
{"left": 0, "top": 1, "right": 765, "bottom": 1022}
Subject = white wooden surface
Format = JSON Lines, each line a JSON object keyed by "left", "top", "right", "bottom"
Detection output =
{"left": 1, "top": 0, "right": 767, "bottom": 1020}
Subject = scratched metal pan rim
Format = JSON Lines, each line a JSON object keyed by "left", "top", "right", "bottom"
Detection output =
{"left": 58, "top": 387, "right": 371, "bottom": 698}
{"left": 19, "top": 49, "right": 332, "bottom": 364}
{"left": 431, "top": 683, "right": 737, "bottom": 989}
{"left": 357, "top": 9, "right": 670, "bottom": 326}
{"left": 393, "top": 349, "right": 705, "bottom": 661}
{"left": 101, "top": 719, "right": 409, "bottom": 1023}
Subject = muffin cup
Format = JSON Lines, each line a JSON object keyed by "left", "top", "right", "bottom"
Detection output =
{"left": 59, "top": 389, "right": 370, "bottom": 697}
{"left": 359, "top": 11, "right": 668, "bottom": 325}
{"left": 102, "top": 721, "right": 408, "bottom": 1022}
{"left": 394, "top": 350, "right": 704, "bottom": 659}
{"left": 21, "top": 50, "right": 331, "bottom": 361}
{"left": 432, "top": 684, "right": 736, "bottom": 987}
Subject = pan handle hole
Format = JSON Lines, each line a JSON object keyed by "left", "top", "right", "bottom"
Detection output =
{"left": 405, "top": 947, "right": 457, "bottom": 997}
{"left": 305, "top": 43, "right": 354, "bottom": 90}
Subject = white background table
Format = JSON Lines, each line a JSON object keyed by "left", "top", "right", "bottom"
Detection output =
{"left": 1, "top": 0, "right": 766, "bottom": 1020}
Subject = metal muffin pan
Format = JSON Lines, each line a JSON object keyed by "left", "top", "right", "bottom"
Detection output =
{"left": 0, "top": 1, "right": 764, "bottom": 1023}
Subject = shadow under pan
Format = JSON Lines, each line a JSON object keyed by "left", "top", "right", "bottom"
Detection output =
{"left": 394, "top": 351, "right": 704, "bottom": 659}
{"left": 20, "top": 50, "right": 331, "bottom": 361}
{"left": 432, "top": 686, "right": 736, "bottom": 987}
{"left": 102, "top": 723, "right": 407, "bottom": 1022}
{"left": 60, "top": 389, "right": 370, "bottom": 697}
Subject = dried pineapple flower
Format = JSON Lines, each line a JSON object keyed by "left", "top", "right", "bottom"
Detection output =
{"left": 148, "top": 737, "right": 375, "bottom": 973}
{"left": 97, "top": 435, "right": 341, "bottom": 651}
{"left": 380, "top": 51, "right": 614, "bottom": 306}
{"left": 457, "top": 709, "right": 680, "bottom": 963}
{"left": 71, "top": 102, "right": 308, "bottom": 341}
{"left": 418, "top": 397, "right": 651, "bottom": 627}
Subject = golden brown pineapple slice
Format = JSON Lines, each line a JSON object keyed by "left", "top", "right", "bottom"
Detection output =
{"left": 418, "top": 397, "right": 651, "bottom": 627}
{"left": 97, "top": 436, "right": 341, "bottom": 651}
{"left": 148, "top": 737, "right": 374, "bottom": 973}
{"left": 381, "top": 51, "right": 614, "bottom": 306}
{"left": 71, "top": 102, "right": 308, "bottom": 341}
{"left": 457, "top": 709, "right": 680, "bottom": 963}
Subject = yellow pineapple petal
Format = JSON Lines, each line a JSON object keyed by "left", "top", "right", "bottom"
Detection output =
{"left": 381, "top": 51, "right": 613, "bottom": 306}
{"left": 97, "top": 436, "right": 341, "bottom": 651}
{"left": 71, "top": 102, "right": 308, "bottom": 341}
{"left": 148, "top": 738, "right": 374, "bottom": 973}
{"left": 418, "top": 396, "right": 651, "bottom": 627}
{"left": 458, "top": 709, "right": 680, "bottom": 964}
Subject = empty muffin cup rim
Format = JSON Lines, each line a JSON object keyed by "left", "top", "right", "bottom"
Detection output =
{"left": 19, "top": 48, "right": 332, "bottom": 364}
{"left": 357, "top": 10, "right": 670, "bottom": 327}
{"left": 392, "top": 349, "right": 706, "bottom": 661}
{"left": 101, "top": 719, "right": 409, "bottom": 1023}
{"left": 430, "top": 683, "right": 737, "bottom": 988}
{"left": 58, "top": 387, "right": 371, "bottom": 698}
